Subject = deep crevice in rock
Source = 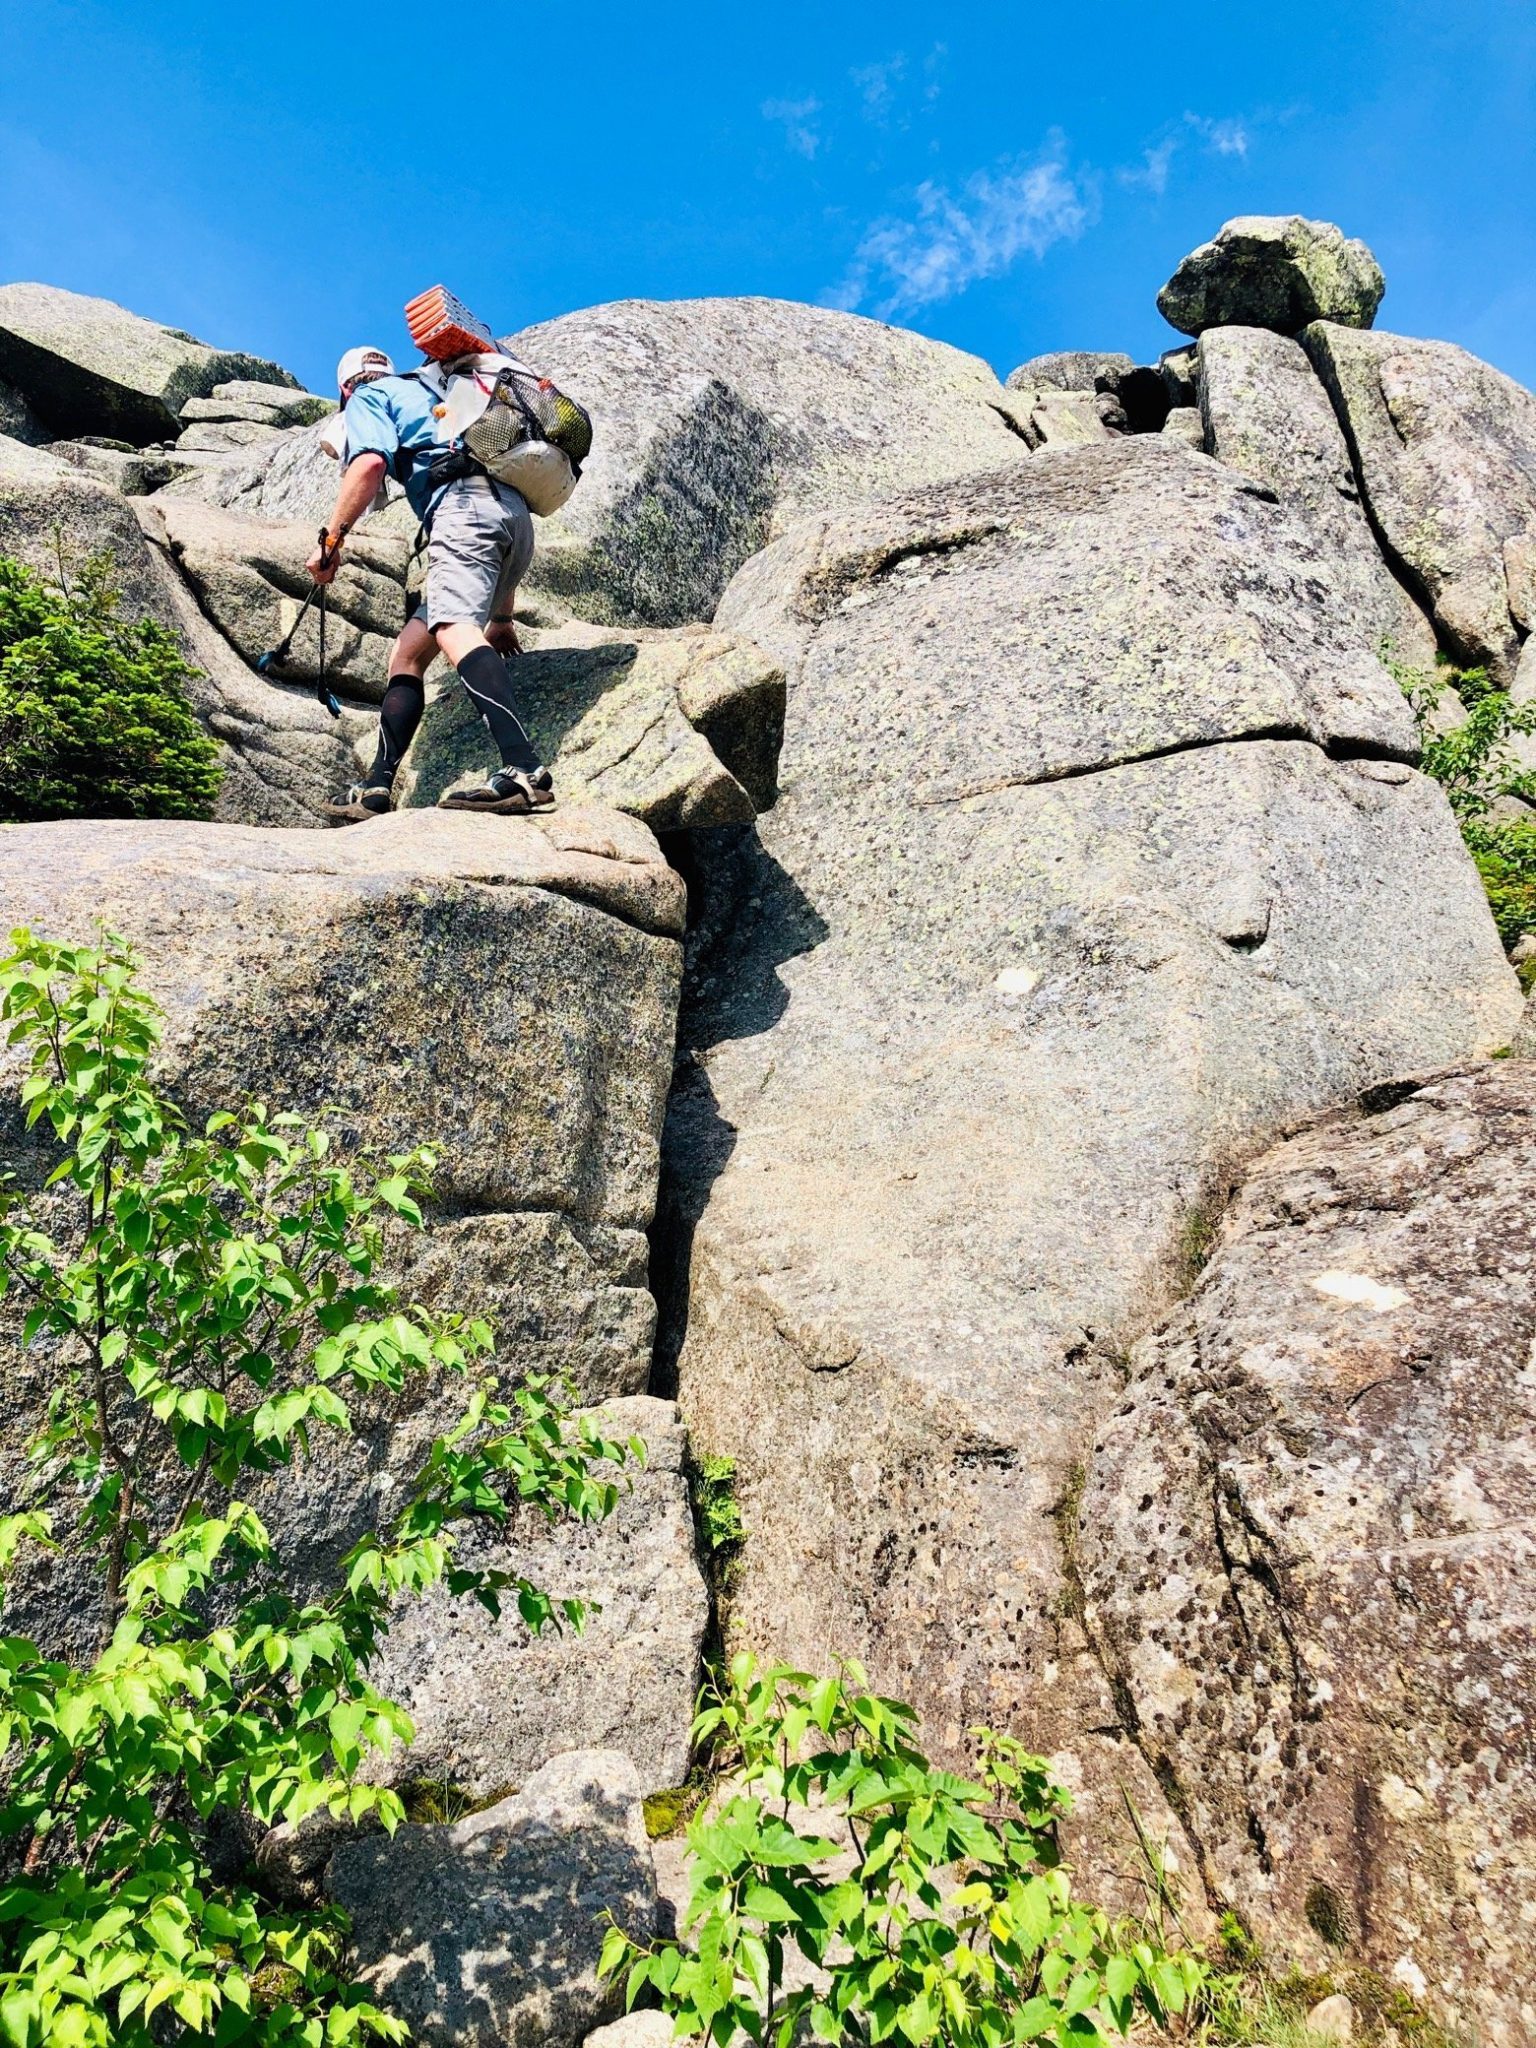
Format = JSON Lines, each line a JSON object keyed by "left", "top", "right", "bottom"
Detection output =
{"left": 1304, "top": 344, "right": 1451, "bottom": 665}
{"left": 645, "top": 822, "right": 827, "bottom": 1396}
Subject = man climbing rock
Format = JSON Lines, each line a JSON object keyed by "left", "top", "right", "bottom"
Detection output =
{"left": 308, "top": 343, "right": 552, "bottom": 823}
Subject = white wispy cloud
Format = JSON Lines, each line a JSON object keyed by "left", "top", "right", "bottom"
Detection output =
{"left": 827, "top": 136, "right": 1096, "bottom": 316}
{"left": 852, "top": 53, "right": 907, "bottom": 123}
{"left": 762, "top": 95, "right": 822, "bottom": 160}
{"left": 1185, "top": 111, "right": 1250, "bottom": 158}
{"left": 1119, "top": 137, "right": 1178, "bottom": 195}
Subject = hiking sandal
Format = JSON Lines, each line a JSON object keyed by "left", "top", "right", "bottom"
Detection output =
{"left": 321, "top": 784, "right": 393, "bottom": 826}
{"left": 439, "top": 768, "right": 555, "bottom": 816}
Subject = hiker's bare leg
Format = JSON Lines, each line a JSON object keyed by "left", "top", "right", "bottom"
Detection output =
{"left": 434, "top": 619, "right": 491, "bottom": 666}
{"left": 390, "top": 614, "right": 436, "bottom": 678}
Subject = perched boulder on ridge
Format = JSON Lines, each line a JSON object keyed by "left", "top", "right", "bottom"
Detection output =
{"left": 330, "top": 1749, "right": 655, "bottom": 2048}
{"left": 499, "top": 297, "right": 1033, "bottom": 624}
{"left": 1158, "top": 217, "right": 1385, "bottom": 338}
{"left": 0, "top": 283, "right": 297, "bottom": 444}
{"left": 664, "top": 438, "right": 1518, "bottom": 1895}
{"left": 1304, "top": 322, "right": 1536, "bottom": 679}
{"left": 1080, "top": 1063, "right": 1536, "bottom": 2047}
{"left": 1199, "top": 324, "right": 1436, "bottom": 665}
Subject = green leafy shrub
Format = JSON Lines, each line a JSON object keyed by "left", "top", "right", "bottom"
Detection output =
{"left": 601, "top": 1653, "right": 1208, "bottom": 2048}
{"left": 0, "top": 547, "right": 221, "bottom": 822}
{"left": 1393, "top": 651, "right": 1536, "bottom": 952}
{"left": 693, "top": 1453, "right": 746, "bottom": 1561}
{"left": 0, "top": 929, "right": 640, "bottom": 2046}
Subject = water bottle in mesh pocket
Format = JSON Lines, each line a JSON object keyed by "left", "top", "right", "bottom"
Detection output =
{"left": 466, "top": 367, "right": 593, "bottom": 470}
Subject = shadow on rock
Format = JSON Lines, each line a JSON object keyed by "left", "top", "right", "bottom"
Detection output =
{"left": 328, "top": 1750, "right": 656, "bottom": 2048}
{"left": 540, "top": 380, "right": 781, "bottom": 627}
{"left": 649, "top": 823, "right": 829, "bottom": 1394}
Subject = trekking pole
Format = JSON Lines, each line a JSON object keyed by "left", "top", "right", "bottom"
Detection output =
{"left": 255, "top": 525, "right": 346, "bottom": 718}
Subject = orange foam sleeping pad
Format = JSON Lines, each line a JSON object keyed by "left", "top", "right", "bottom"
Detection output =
{"left": 404, "top": 285, "right": 496, "bottom": 361}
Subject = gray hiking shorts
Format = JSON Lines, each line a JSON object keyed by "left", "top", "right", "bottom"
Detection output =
{"left": 424, "top": 474, "right": 534, "bottom": 631}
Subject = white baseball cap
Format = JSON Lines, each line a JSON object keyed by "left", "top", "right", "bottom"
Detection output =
{"left": 336, "top": 346, "right": 395, "bottom": 394}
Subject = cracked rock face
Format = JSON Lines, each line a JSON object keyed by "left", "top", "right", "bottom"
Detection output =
{"left": 1158, "top": 216, "right": 1385, "bottom": 339}
{"left": 0, "top": 810, "right": 686, "bottom": 1730}
{"left": 499, "top": 296, "right": 1033, "bottom": 625}
{"left": 0, "top": 282, "right": 297, "bottom": 445}
{"left": 1079, "top": 1063, "right": 1536, "bottom": 2048}
{"left": 665, "top": 437, "right": 1517, "bottom": 1894}
{"left": 403, "top": 622, "right": 784, "bottom": 831}
{"left": 1198, "top": 324, "right": 1437, "bottom": 669}
{"left": 158, "top": 496, "right": 409, "bottom": 704}
{"left": 1304, "top": 322, "right": 1536, "bottom": 680}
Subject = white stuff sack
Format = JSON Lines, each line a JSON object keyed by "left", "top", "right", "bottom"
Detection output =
{"left": 480, "top": 437, "right": 577, "bottom": 516}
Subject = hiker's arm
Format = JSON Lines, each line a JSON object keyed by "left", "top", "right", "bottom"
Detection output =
{"left": 307, "top": 454, "right": 388, "bottom": 582}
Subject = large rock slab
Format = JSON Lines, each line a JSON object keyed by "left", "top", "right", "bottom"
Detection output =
{"left": 716, "top": 438, "right": 1419, "bottom": 769}
{"left": 0, "top": 283, "right": 296, "bottom": 445}
{"left": 374, "top": 1396, "right": 707, "bottom": 1796}
{"left": 664, "top": 438, "right": 1519, "bottom": 1892}
{"left": 1198, "top": 325, "right": 1436, "bottom": 666}
{"left": 0, "top": 437, "right": 362, "bottom": 825}
{"left": 1158, "top": 217, "right": 1384, "bottom": 339}
{"left": 403, "top": 623, "right": 784, "bottom": 830}
{"left": 497, "top": 296, "right": 1033, "bottom": 625}
{"left": 1304, "top": 323, "right": 1536, "bottom": 680}
{"left": 0, "top": 808, "right": 683, "bottom": 1669}
{"left": 174, "top": 417, "right": 288, "bottom": 453}
{"left": 1079, "top": 1064, "right": 1536, "bottom": 2047}
{"left": 331, "top": 1749, "right": 656, "bottom": 2048}
{"left": 158, "top": 497, "right": 407, "bottom": 704}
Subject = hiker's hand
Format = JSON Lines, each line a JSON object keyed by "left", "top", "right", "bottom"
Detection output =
{"left": 487, "top": 619, "right": 520, "bottom": 656}
{"left": 306, "top": 542, "right": 339, "bottom": 585}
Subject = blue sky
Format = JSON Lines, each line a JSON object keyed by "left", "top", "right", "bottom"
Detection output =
{"left": 2, "top": 1, "right": 1533, "bottom": 397}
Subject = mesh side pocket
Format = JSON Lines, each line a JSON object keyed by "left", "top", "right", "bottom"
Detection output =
{"left": 502, "top": 369, "right": 593, "bottom": 465}
{"left": 463, "top": 405, "right": 526, "bottom": 461}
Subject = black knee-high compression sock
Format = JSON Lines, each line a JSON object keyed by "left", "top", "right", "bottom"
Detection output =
{"left": 455, "top": 644, "right": 541, "bottom": 774}
{"left": 365, "top": 672, "right": 426, "bottom": 789}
